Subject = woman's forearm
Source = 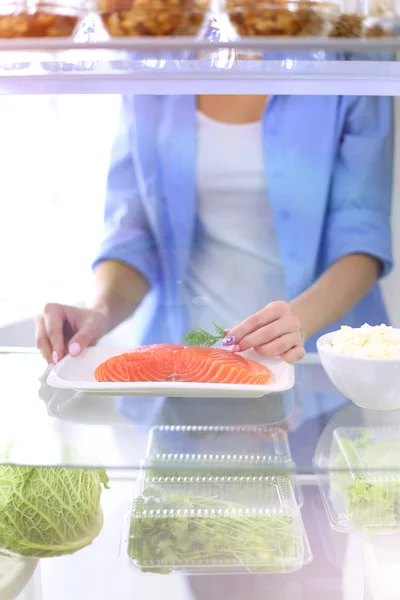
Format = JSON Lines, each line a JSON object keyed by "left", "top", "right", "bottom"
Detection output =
{"left": 91, "top": 260, "right": 150, "bottom": 332}
{"left": 290, "top": 253, "right": 381, "bottom": 340}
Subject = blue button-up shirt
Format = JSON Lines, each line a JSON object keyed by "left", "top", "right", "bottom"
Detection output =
{"left": 94, "top": 93, "right": 393, "bottom": 340}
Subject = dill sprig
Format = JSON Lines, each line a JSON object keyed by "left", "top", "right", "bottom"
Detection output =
{"left": 182, "top": 322, "right": 226, "bottom": 347}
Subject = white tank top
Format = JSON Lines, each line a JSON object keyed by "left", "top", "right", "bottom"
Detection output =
{"left": 183, "top": 110, "right": 287, "bottom": 332}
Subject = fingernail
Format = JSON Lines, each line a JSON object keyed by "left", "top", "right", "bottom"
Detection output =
{"left": 231, "top": 344, "right": 240, "bottom": 352}
{"left": 223, "top": 334, "right": 236, "bottom": 346}
{"left": 52, "top": 351, "right": 58, "bottom": 364}
{"left": 69, "top": 342, "right": 81, "bottom": 356}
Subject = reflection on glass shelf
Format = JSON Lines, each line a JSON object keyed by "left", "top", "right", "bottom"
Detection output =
{"left": 1, "top": 351, "right": 298, "bottom": 470}
{"left": 0, "top": 352, "right": 147, "bottom": 469}
{"left": 0, "top": 38, "right": 399, "bottom": 94}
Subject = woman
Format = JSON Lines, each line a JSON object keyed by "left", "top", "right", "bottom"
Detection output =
{"left": 36, "top": 93, "right": 393, "bottom": 371}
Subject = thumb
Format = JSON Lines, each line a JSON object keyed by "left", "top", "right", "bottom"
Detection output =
{"left": 68, "top": 320, "right": 99, "bottom": 357}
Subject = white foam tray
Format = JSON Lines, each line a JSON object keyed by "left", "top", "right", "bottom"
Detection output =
{"left": 47, "top": 346, "right": 295, "bottom": 398}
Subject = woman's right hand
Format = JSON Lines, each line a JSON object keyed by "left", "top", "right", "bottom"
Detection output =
{"left": 35, "top": 303, "right": 109, "bottom": 365}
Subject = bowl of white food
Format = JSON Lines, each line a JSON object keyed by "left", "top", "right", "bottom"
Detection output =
{"left": 317, "top": 324, "right": 400, "bottom": 411}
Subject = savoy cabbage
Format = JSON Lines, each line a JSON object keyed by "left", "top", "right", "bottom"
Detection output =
{"left": 0, "top": 466, "right": 109, "bottom": 558}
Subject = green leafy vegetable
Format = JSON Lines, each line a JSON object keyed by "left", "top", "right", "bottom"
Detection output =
{"left": 182, "top": 322, "right": 226, "bottom": 348}
{"left": 0, "top": 466, "right": 109, "bottom": 558}
{"left": 128, "top": 483, "right": 299, "bottom": 574}
{"left": 333, "top": 432, "right": 400, "bottom": 528}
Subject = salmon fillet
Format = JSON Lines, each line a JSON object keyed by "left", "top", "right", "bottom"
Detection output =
{"left": 94, "top": 344, "right": 274, "bottom": 385}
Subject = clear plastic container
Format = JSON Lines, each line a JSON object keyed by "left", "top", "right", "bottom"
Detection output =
{"left": 96, "top": 0, "right": 210, "bottom": 37}
{"left": 224, "top": 0, "right": 339, "bottom": 37}
{"left": 315, "top": 426, "right": 400, "bottom": 532}
{"left": 329, "top": 0, "right": 394, "bottom": 36}
{"left": 364, "top": 0, "right": 394, "bottom": 36}
{"left": 145, "top": 424, "right": 304, "bottom": 506}
{"left": 123, "top": 474, "right": 312, "bottom": 574}
{"left": 0, "top": 0, "right": 88, "bottom": 38}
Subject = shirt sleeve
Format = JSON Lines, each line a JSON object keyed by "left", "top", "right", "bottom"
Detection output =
{"left": 92, "top": 97, "right": 159, "bottom": 288}
{"left": 321, "top": 95, "right": 394, "bottom": 278}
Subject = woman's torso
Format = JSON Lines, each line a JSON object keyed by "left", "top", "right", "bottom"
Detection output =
{"left": 183, "top": 95, "right": 287, "bottom": 331}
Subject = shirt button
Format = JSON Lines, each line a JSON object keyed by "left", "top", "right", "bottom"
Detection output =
{"left": 279, "top": 210, "right": 290, "bottom": 219}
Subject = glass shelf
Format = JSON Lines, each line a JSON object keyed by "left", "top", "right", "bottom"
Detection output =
{"left": 0, "top": 36, "right": 399, "bottom": 94}
{"left": 2, "top": 348, "right": 400, "bottom": 592}
{"left": 2, "top": 348, "right": 400, "bottom": 475}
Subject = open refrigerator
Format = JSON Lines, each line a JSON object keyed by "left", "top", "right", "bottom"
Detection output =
{"left": 2, "top": 1, "right": 400, "bottom": 596}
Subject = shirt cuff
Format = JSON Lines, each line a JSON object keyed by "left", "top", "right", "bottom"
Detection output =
{"left": 323, "top": 207, "right": 393, "bottom": 278}
{"left": 92, "top": 240, "right": 159, "bottom": 289}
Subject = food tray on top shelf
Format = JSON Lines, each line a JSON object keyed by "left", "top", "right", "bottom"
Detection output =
{"left": 47, "top": 346, "right": 295, "bottom": 397}
{"left": 144, "top": 425, "right": 304, "bottom": 506}
{"left": 314, "top": 426, "right": 400, "bottom": 532}
{"left": 121, "top": 473, "right": 311, "bottom": 575}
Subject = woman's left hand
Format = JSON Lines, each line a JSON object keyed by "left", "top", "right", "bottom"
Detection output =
{"left": 224, "top": 301, "right": 305, "bottom": 363}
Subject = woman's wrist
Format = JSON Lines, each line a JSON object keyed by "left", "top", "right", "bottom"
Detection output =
{"left": 91, "top": 300, "right": 115, "bottom": 333}
{"left": 289, "top": 297, "right": 313, "bottom": 342}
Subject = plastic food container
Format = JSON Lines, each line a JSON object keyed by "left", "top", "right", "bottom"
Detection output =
{"left": 123, "top": 473, "right": 312, "bottom": 574}
{"left": 0, "top": 1, "right": 87, "bottom": 38}
{"left": 96, "top": 0, "right": 210, "bottom": 37}
{"left": 224, "top": 0, "right": 338, "bottom": 36}
{"left": 0, "top": 556, "right": 39, "bottom": 600}
{"left": 329, "top": 0, "right": 394, "bottom": 36}
{"left": 144, "top": 425, "right": 303, "bottom": 505}
{"left": 315, "top": 426, "right": 400, "bottom": 532}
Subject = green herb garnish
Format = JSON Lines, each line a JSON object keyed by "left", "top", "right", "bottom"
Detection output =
{"left": 128, "top": 485, "right": 298, "bottom": 574}
{"left": 128, "top": 488, "right": 300, "bottom": 574}
{"left": 182, "top": 322, "right": 226, "bottom": 347}
{"left": 333, "top": 432, "right": 400, "bottom": 529}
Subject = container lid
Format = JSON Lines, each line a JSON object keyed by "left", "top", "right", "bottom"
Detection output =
{"left": 146, "top": 425, "right": 294, "bottom": 473}
{"left": 144, "top": 424, "right": 303, "bottom": 507}
{"left": 316, "top": 426, "right": 400, "bottom": 480}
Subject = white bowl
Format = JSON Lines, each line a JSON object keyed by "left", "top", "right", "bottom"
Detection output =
{"left": 317, "top": 330, "right": 400, "bottom": 411}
